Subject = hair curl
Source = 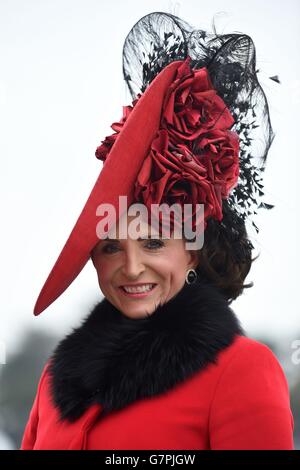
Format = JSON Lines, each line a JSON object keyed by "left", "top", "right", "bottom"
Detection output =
{"left": 195, "top": 200, "right": 256, "bottom": 302}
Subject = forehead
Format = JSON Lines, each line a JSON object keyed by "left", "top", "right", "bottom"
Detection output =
{"left": 106, "top": 213, "right": 159, "bottom": 240}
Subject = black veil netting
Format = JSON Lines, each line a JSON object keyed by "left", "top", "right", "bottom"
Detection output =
{"left": 122, "top": 12, "right": 275, "bottom": 243}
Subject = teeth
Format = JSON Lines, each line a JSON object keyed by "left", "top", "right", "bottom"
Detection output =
{"left": 123, "top": 284, "right": 155, "bottom": 293}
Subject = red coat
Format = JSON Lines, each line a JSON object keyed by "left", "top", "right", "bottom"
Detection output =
{"left": 21, "top": 335, "right": 294, "bottom": 450}
{"left": 21, "top": 281, "right": 294, "bottom": 450}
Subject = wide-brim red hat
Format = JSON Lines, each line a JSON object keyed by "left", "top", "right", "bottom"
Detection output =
{"left": 34, "top": 60, "right": 184, "bottom": 315}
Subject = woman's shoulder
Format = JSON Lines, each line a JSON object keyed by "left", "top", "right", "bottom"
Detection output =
{"left": 207, "top": 335, "right": 294, "bottom": 449}
{"left": 211, "top": 334, "right": 291, "bottom": 399}
{"left": 219, "top": 334, "right": 285, "bottom": 370}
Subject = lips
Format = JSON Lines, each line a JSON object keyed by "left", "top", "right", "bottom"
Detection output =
{"left": 119, "top": 283, "right": 157, "bottom": 298}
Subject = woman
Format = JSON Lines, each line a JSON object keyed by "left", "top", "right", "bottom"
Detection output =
{"left": 21, "top": 12, "right": 294, "bottom": 450}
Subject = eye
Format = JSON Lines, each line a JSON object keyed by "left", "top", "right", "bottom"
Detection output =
{"left": 144, "top": 239, "right": 165, "bottom": 250}
{"left": 101, "top": 242, "right": 120, "bottom": 254}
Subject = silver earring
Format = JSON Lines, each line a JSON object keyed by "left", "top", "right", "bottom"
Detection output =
{"left": 185, "top": 269, "right": 197, "bottom": 285}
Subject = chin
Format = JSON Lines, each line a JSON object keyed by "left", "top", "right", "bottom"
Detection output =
{"left": 120, "top": 303, "right": 157, "bottom": 319}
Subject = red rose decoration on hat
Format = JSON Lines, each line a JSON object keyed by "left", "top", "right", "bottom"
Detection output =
{"left": 135, "top": 130, "right": 223, "bottom": 226}
{"left": 95, "top": 96, "right": 140, "bottom": 162}
{"left": 96, "top": 56, "right": 239, "bottom": 227}
{"left": 193, "top": 129, "right": 240, "bottom": 198}
{"left": 161, "top": 59, "right": 235, "bottom": 142}
{"left": 134, "top": 57, "right": 239, "bottom": 227}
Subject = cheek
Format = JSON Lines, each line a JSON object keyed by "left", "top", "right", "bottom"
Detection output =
{"left": 92, "top": 257, "right": 117, "bottom": 287}
{"left": 154, "top": 251, "right": 189, "bottom": 282}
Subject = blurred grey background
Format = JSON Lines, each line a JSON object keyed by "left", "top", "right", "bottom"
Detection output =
{"left": 0, "top": 0, "right": 299, "bottom": 449}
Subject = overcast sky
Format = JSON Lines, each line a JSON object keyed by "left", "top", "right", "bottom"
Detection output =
{"left": 1, "top": 0, "right": 300, "bottom": 357}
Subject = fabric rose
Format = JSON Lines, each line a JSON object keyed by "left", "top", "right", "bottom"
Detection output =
{"left": 161, "top": 57, "right": 235, "bottom": 143}
{"left": 95, "top": 96, "right": 140, "bottom": 162}
{"left": 134, "top": 130, "right": 224, "bottom": 228}
{"left": 96, "top": 57, "right": 239, "bottom": 229}
{"left": 193, "top": 129, "right": 240, "bottom": 198}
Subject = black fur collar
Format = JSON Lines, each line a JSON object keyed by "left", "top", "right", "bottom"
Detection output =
{"left": 48, "top": 278, "right": 245, "bottom": 422}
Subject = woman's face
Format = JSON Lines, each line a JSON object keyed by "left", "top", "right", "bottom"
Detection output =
{"left": 91, "top": 215, "right": 198, "bottom": 319}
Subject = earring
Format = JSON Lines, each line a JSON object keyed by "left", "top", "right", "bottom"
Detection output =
{"left": 185, "top": 269, "right": 197, "bottom": 285}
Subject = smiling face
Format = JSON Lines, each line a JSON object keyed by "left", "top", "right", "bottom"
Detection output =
{"left": 91, "top": 214, "right": 199, "bottom": 319}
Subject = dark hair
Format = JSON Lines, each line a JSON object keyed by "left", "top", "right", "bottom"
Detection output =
{"left": 196, "top": 200, "right": 256, "bottom": 302}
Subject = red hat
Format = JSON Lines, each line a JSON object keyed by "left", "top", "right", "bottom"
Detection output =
{"left": 34, "top": 55, "right": 240, "bottom": 316}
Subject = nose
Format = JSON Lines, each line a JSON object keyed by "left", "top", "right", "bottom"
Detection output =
{"left": 121, "top": 245, "right": 145, "bottom": 280}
